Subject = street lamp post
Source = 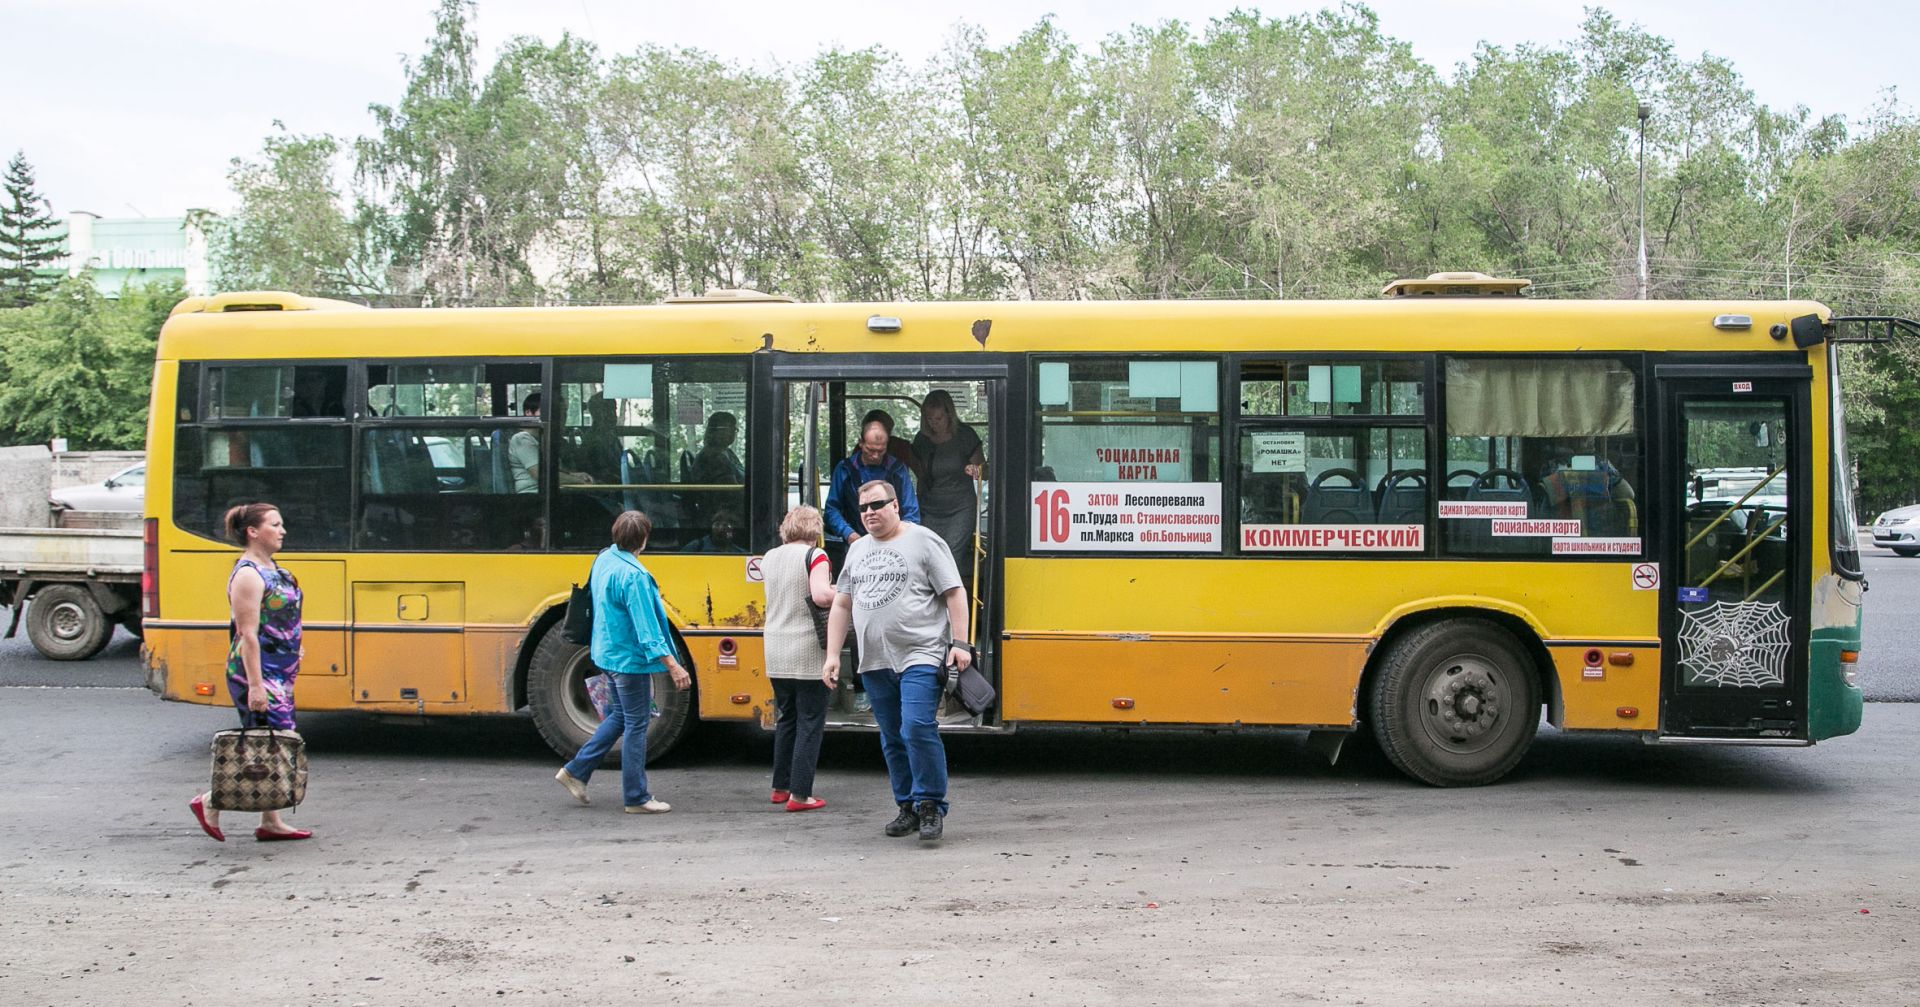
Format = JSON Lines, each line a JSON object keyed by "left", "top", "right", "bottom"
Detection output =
{"left": 1637, "top": 102, "right": 1651, "bottom": 300}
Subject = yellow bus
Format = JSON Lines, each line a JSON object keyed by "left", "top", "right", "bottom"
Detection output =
{"left": 140, "top": 275, "right": 1898, "bottom": 785}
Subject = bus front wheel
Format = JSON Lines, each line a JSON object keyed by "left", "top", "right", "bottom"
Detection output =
{"left": 1370, "top": 619, "right": 1539, "bottom": 787}
{"left": 526, "top": 626, "right": 696, "bottom": 764}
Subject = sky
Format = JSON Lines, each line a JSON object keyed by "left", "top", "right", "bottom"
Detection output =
{"left": 3, "top": 0, "right": 1912, "bottom": 218}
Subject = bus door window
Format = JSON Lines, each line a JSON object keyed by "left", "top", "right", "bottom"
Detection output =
{"left": 1442, "top": 357, "right": 1642, "bottom": 557}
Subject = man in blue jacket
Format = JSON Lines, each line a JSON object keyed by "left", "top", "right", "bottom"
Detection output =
{"left": 826, "top": 415, "right": 921, "bottom": 542}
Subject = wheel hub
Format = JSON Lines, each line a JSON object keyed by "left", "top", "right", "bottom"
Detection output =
{"left": 1428, "top": 663, "right": 1501, "bottom": 739}
{"left": 49, "top": 602, "right": 86, "bottom": 641}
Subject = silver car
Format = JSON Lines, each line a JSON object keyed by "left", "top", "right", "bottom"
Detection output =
{"left": 1873, "top": 503, "right": 1920, "bottom": 557}
{"left": 50, "top": 463, "right": 145, "bottom": 513}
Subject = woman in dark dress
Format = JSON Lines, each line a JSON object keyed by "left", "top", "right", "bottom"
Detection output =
{"left": 910, "top": 390, "right": 985, "bottom": 580}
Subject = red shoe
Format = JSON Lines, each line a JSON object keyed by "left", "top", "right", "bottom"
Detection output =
{"left": 785, "top": 797, "right": 826, "bottom": 812}
{"left": 188, "top": 795, "right": 224, "bottom": 842}
{"left": 769, "top": 789, "right": 790, "bottom": 804}
{"left": 254, "top": 827, "right": 313, "bottom": 842}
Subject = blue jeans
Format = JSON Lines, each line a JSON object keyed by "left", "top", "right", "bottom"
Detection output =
{"left": 861, "top": 665, "right": 948, "bottom": 815}
{"left": 563, "top": 671, "right": 654, "bottom": 806}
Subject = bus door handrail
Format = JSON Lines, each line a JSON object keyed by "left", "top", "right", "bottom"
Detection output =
{"left": 1683, "top": 463, "right": 1786, "bottom": 552}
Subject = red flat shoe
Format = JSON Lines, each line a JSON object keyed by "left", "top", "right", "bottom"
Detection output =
{"left": 785, "top": 797, "right": 826, "bottom": 812}
{"left": 188, "top": 795, "right": 224, "bottom": 842}
{"left": 769, "top": 789, "right": 790, "bottom": 804}
{"left": 254, "top": 827, "right": 312, "bottom": 842}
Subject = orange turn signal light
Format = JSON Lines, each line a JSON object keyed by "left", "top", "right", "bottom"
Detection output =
{"left": 1840, "top": 650, "right": 1859, "bottom": 664}
{"left": 194, "top": 683, "right": 215, "bottom": 696}
{"left": 1609, "top": 652, "right": 1634, "bottom": 666}
{"left": 729, "top": 693, "right": 751, "bottom": 705}
{"left": 1112, "top": 698, "right": 1135, "bottom": 710}
{"left": 1617, "top": 706, "right": 1640, "bottom": 719}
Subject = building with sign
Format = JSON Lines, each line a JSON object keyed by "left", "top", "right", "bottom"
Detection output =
{"left": 44, "top": 211, "right": 214, "bottom": 296}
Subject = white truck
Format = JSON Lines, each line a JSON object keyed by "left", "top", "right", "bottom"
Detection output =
{"left": 0, "top": 522, "right": 144, "bottom": 660}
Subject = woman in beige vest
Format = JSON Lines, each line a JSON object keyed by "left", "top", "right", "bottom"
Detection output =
{"left": 759, "top": 506, "right": 835, "bottom": 811}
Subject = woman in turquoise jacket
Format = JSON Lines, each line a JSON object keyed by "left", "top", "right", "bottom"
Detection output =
{"left": 553, "top": 510, "right": 692, "bottom": 813}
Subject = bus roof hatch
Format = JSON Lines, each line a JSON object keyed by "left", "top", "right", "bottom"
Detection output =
{"left": 1381, "top": 271, "right": 1531, "bottom": 298}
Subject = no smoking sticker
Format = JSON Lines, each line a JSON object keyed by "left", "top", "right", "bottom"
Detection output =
{"left": 745, "top": 557, "right": 764, "bottom": 583}
{"left": 1631, "top": 563, "right": 1660, "bottom": 590}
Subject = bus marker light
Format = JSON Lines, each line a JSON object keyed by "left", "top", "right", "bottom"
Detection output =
{"left": 1841, "top": 650, "right": 1859, "bottom": 686}
{"left": 1617, "top": 706, "right": 1639, "bottom": 719}
{"left": 1609, "top": 652, "right": 1634, "bottom": 666}
{"left": 730, "top": 693, "right": 751, "bottom": 705}
{"left": 1112, "top": 698, "right": 1135, "bottom": 710}
{"left": 194, "top": 683, "right": 215, "bottom": 696}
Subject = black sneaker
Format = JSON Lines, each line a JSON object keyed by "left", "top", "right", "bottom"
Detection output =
{"left": 915, "top": 800, "right": 944, "bottom": 842}
{"left": 883, "top": 803, "right": 920, "bottom": 838}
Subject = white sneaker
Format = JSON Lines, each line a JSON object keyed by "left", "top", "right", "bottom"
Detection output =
{"left": 624, "top": 799, "right": 671, "bottom": 814}
{"left": 555, "top": 767, "right": 589, "bottom": 805}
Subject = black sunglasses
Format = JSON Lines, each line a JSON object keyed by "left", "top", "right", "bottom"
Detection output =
{"left": 858, "top": 498, "right": 896, "bottom": 513}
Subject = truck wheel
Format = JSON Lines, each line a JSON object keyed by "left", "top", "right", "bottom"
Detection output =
{"left": 26, "top": 585, "right": 113, "bottom": 661}
{"left": 526, "top": 625, "right": 695, "bottom": 763}
{"left": 1370, "top": 618, "right": 1539, "bottom": 787}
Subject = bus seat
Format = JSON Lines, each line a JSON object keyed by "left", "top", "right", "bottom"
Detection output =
{"left": 1375, "top": 469, "right": 1427, "bottom": 525}
{"left": 1302, "top": 469, "right": 1373, "bottom": 524}
{"left": 1458, "top": 467, "right": 1534, "bottom": 553}
{"left": 1444, "top": 468, "right": 1478, "bottom": 501}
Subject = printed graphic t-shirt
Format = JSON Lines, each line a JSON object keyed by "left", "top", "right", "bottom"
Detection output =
{"left": 837, "top": 522, "right": 964, "bottom": 673}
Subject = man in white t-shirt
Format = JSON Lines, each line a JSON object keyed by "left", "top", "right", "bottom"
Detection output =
{"left": 823, "top": 479, "right": 970, "bottom": 842}
{"left": 508, "top": 392, "right": 544, "bottom": 494}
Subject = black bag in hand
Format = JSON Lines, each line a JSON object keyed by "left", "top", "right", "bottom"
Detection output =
{"left": 937, "top": 644, "right": 996, "bottom": 717}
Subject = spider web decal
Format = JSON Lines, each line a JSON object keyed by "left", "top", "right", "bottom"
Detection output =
{"left": 1677, "top": 600, "right": 1791, "bottom": 688}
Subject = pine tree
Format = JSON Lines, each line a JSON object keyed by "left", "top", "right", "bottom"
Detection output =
{"left": 0, "top": 151, "right": 64, "bottom": 308}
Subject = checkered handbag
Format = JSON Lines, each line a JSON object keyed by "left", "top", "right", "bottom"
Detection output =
{"left": 208, "top": 725, "right": 308, "bottom": 812}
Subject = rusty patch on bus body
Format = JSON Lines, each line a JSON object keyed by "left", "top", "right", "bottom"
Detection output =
{"left": 716, "top": 601, "right": 764, "bottom": 627}
{"left": 972, "top": 319, "right": 992, "bottom": 347}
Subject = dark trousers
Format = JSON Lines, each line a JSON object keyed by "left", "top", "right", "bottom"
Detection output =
{"left": 770, "top": 678, "right": 830, "bottom": 798}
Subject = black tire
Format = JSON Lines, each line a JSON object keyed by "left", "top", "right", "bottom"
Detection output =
{"left": 120, "top": 614, "right": 145, "bottom": 640}
{"left": 25, "top": 584, "right": 113, "bottom": 661}
{"left": 1894, "top": 547, "right": 1920, "bottom": 558}
{"left": 526, "top": 624, "right": 696, "bottom": 763}
{"left": 1369, "top": 618, "right": 1540, "bottom": 787}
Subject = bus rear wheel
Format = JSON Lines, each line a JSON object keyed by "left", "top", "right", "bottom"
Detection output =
{"left": 1370, "top": 618, "right": 1539, "bottom": 787}
{"left": 526, "top": 626, "right": 695, "bottom": 764}
{"left": 26, "top": 584, "right": 113, "bottom": 661}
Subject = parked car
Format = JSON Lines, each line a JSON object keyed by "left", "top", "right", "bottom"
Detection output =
{"left": 49, "top": 463, "right": 145, "bottom": 513}
{"left": 1873, "top": 503, "right": 1920, "bottom": 557}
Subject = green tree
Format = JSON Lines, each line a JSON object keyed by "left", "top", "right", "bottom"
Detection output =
{"left": 212, "top": 126, "right": 381, "bottom": 295}
{"left": 0, "top": 276, "right": 184, "bottom": 448}
{"left": 0, "top": 151, "right": 63, "bottom": 308}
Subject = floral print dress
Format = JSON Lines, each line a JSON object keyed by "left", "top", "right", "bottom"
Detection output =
{"left": 227, "top": 558, "right": 303, "bottom": 729}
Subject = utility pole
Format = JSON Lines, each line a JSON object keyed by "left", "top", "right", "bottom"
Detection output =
{"left": 1637, "top": 102, "right": 1651, "bottom": 300}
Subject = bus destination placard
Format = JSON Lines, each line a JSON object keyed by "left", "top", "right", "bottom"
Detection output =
{"left": 1031, "top": 482, "right": 1222, "bottom": 552}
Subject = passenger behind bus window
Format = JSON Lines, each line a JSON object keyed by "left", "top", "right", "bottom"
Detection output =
{"left": 826, "top": 417, "right": 920, "bottom": 543}
{"left": 685, "top": 411, "right": 744, "bottom": 485}
{"left": 511, "top": 392, "right": 590, "bottom": 494}
{"left": 566, "top": 393, "right": 624, "bottom": 486}
{"left": 1540, "top": 439, "right": 1635, "bottom": 535}
{"left": 289, "top": 367, "right": 344, "bottom": 418}
{"left": 681, "top": 509, "right": 742, "bottom": 553}
{"left": 509, "top": 393, "right": 545, "bottom": 494}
